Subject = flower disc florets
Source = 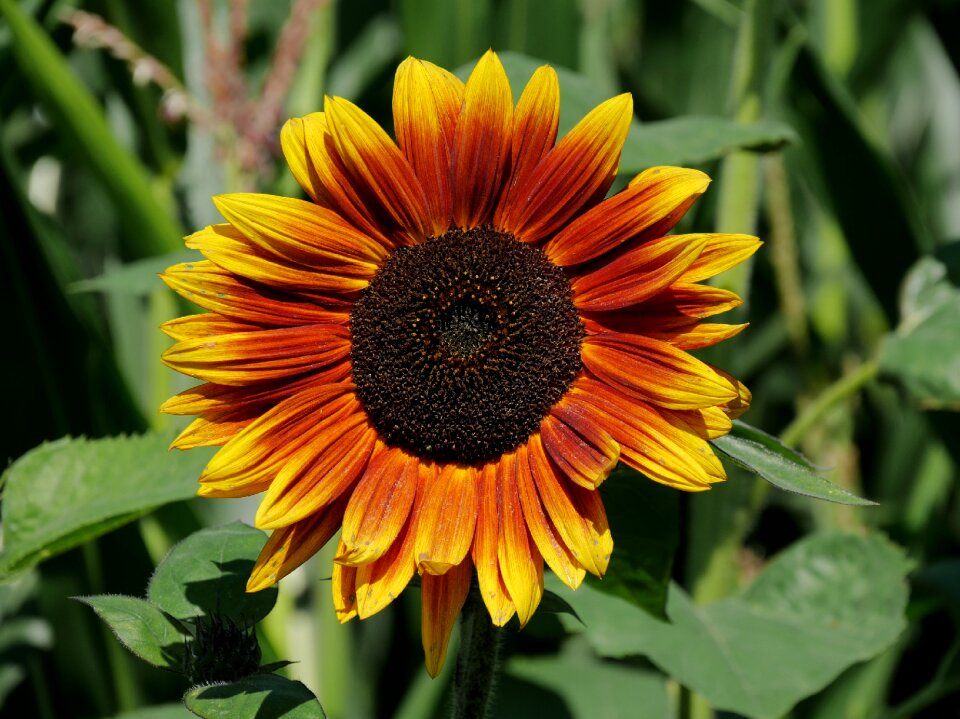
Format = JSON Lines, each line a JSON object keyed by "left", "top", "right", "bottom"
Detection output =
{"left": 350, "top": 226, "right": 584, "bottom": 465}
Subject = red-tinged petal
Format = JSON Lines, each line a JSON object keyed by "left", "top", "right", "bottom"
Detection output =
{"left": 186, "top": 223, "right": 365, "bottom": 293}
{"left": 354, "top": 458, "right": 428, "bottom": 619}
{"left": 161, "top": 324, "right": 351, "bottom": 386}
{"left": 213, "top": 193, "right": 388, "bottom": 276}
{"left": 255, "top": 413, "right": 378, "bottom": 529}
{"left": 472, "top": 459, "right": 516, "bottom": 626}
{"left": 498, "top": 459, "right": 544, "bottom": 627}
{"left": 582, "top": 332, "right": 738, "bottom": 410}
{"left": 161, "top": 369, "right": 349, "bottom": 418}
{"left": 197, "top": 383, "right": 355, "bottom": 497}
{"left": 393, "top": 57, "right": 464, "bottom": 234}
{"left": 293, "top": 113, "right": 399, "bottom": 248}
{"left": 171, "top": 415, "right": 254, "bottom": 450}
{"left": 514, "top": 442, "right": 586, "bottom": 590}
{"left": 452, "top": 50, "right": 513, "bottom": 230}
{"left": 338, "top": 446, "right": 419, "bottom": 566}
{"left": 161, "top": 261, "right": 350, "bottom": 327}
{"left": 496, "top": 65, "right": 559, "bottom": 217}
{"left": 160, "top": 314, "right": 259, "bottom": 342}
{"left": 540, "top": 408, "right": 619, "bottom": 490}
{"left": 641, "top": 320, "right": 748, "bottom": 350}
{"left": 415, "top": 464, "right": 478, "bottom": 575}
{"left": 678, "top": 233, "right": 762, "bottom": 283}
{"left": 332, "top": 551, "right": 358, "bottom": 622}
{"left": 569, "top": 378, "right": 720, "bottom": 490}
{"left": 324, "top": 96, "right": 432, "bottom": 242}
{"left": 527, "top": 434, "right": 610, "bottom": 577}
{"left": 571, "top": 235, "right": 707, "bottom": 312}
{"left": 499, "top": 93, "right": 632, "bottom": 243}
{"left": 246, "top": 496, "right": 348, "bottom": 592}
{"left": 712, "top": 366, "right": 752, "bottom": 419}
{"left": 544, "top": 166, "right": 709, "bottom": 266}
{"left": 421, "top": 559, "right": 471, "bottom": 677}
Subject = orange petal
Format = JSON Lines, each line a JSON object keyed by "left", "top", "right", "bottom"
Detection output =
{"left": 496, "top": 65, "right": 559, "bottom": 219}
{"left": 161, "top": 260, "right": 350, "bottom": 326}
{"left": 246, "top": 496, "right": 348, "bottom": 592}
{"left": 499, "top": 93, "right": 632, "bottom": 243}
{"left": 162, "top": 324, "right": 351, "bottom": 386}
{"left": 160, "top": 313, "right": 259, "bottom": 342}
{"left": 498, "top": 456, "right": 544, "bottom": 626}
{"left": 186, "top": 223, "right": 365, "bottom": 293}
{"left": 571, "top": 234, "right": 707, "bottom": 312}
{"left": 471, "top": 459, "right": 516, "bottom": 626}
{"left": 582, "top": 332, "right": 738, "bottom": 410}
{"left": 213, "top": 193, "right": 388, "bottom": 276}
{"left": 678, "top": 233, "right": 762, "bottom": 283}
{"left": 660, "top": 405, "right": 733, "bottom": 441}
{"left": 544, "top": 166, "right": 709, "bottom": 266}
{"left": 160, "top": 369, "right": 349, "bottom": 417}
{"left": 255, "top": 413, "right": 378, "bottom": 529}
{"left": 452, "top": 50, "right": 513, "bottom": 230}
{"left": 415, "top": 463, "right": 478, "bottom": 575}
{"left": 712, "top": 366, "right": 752, "bottom": 419}
{"left": 421, "top": 559, "right": 471, "bottom": 677}
{"left": 291, "top": 113, "right": 398, "bottom": 248}
{"left": 393, "top": 57, "right": 464, "bottom": 234}
{"left": 324, "top": 96, "right": 431, "bottom": 242}
{"left": 640, "top": 320, "right": 748, "bottom": 350}
{"left": 514, "top": 442, "right": 585, "bottom": 590}
{"left": 171, "top": 414, "right": 254, "bottom": 450}
{"left": 539, "top": 407, "right": 619, "bottom": 490}
{"left": 197, "top": 383, "right": 355, "bottom": 497}
{"left": 338, "top": 446, "right": 419, "bottom": 566}
{"left": 354, "top": 458, "right": 429, "bottom": 619}
{"left": 570, "top": 378, "right": 723, "bottom": 489}
{"left": 332, "top": 551, "right": 358, "bottom": 623}
{"left": 527, "top": 435, "right": 611, "bottom": 577}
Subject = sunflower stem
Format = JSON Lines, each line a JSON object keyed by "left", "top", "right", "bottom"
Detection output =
{"left": 451, "top": 590, "right": 502, "bottom": 719}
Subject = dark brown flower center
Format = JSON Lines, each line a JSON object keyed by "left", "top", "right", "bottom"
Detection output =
{"left": 350, "top": 226, "right": 583, "bottom": 465}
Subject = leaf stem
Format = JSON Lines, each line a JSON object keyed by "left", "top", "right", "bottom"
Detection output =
{"left": 780, "top": 359, "right": 879, "bottom": 447}
{"left": 452, "top": 589, "right": 502, "bottom": 719}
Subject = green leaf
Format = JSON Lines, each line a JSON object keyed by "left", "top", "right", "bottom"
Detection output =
{"left": 0, "top": 0, "right": 181, "bottom": 258}
{"left": 879, "top": 252, "right": 960, "bottom": 410}
{"left": 537, "top": 590, "right": 583, "bottom": 625}
{"left": 556, "top": 532, "right": 911, "bottom": 719}
{"left": 589, "top": 470, "right": 678, "bottom": 618}
{"left": 148, "top": 523, "right": 277, "bottom": 626}
{"left": 71, "top": 251, "right": 200, "bottom": 296}
{"left": 113, "top": 704, "right": 195, "bottom": 719}
{"left": 460, "top": 52, "right": 795, "bottom": 176}
{"left": 500, "top": 645, "right": 672, "bottom": 719}
{"left": 184, "top": 674, "right": 326, "bottom": 719}
{"left": 77, "top": 595, "right": 186, "bottom": 668}
{"left": 0, "top": 435, "right": 214, "bottom": 577}
{"left": 712, "top": 422, "right": 877, "bottom": 505}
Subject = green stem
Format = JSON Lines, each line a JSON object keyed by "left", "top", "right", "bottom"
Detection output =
{"left": 780, "top": 360, "right": 879, "bottom": 447}
{"left": 452, "top": 590, "right": 502, "bottom": 719}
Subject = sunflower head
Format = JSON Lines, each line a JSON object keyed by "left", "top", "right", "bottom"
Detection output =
{"left": 160, "top": 50, "right": 759, "bottom": 676}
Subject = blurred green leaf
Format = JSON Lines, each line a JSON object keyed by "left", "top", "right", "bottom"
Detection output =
{"left": 712, "top": 422, "right": 877, "bottom": 505}
{"left": 399, "top": 0, "right": 490, "bottom": 68}
{"left": 183, "top": 673, "right": 325, "bottom": 719}
{"left": 557, "top": 532, "right": 910, "bottom": 719}
{"left": 499, "top": 646, "right": 671, "bottom": 719}
{"left": 113, "top": 705, "right": 195, "bottom": 719}
{"left": 0, "top": 434, "right": 213, "bottom": 577}
{"left": 148, "top": 523, "right": 277, "bottom": 626}
{"left": 71, "top": 251, "right": 199, "bottom": 296}
{"left": 879, "top": 252, "right": 960, "bottom": 409}
{"left": 0, "top": 0, "right": 181, "bottom": 257}
{"left": 589, "top": 470, "right": 679, "bottom": 618}
{"left": 326, "top": 16, "right": 402, "bottom": 101}
{"left": 77, "top": 595, "right": 186, "bottom": 669}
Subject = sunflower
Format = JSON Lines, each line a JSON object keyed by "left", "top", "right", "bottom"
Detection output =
{"left": 160, "top": 50, "right": 758, "bottom": 676}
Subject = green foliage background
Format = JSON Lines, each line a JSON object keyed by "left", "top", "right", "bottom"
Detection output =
{"left": 2, "top": 0, "right": 960, "bottom": 717}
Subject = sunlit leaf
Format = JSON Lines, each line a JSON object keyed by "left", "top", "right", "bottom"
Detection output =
{"left": 556, "top": 532, "right": 911, "bottom": 719}
{"left": 77, "top": 595, "right": 185, "bottom": 669}
{"left": 183, "top": 674, "right": 326, "bottom": 719}
{"left": 148, "top": 523, "right": 277, "bottom": 626}
{"left": 712, "top": 422, "right": 877, "bottom": 505}
{"left": 0, "top": 435, "right": 213, "bottom": 577}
